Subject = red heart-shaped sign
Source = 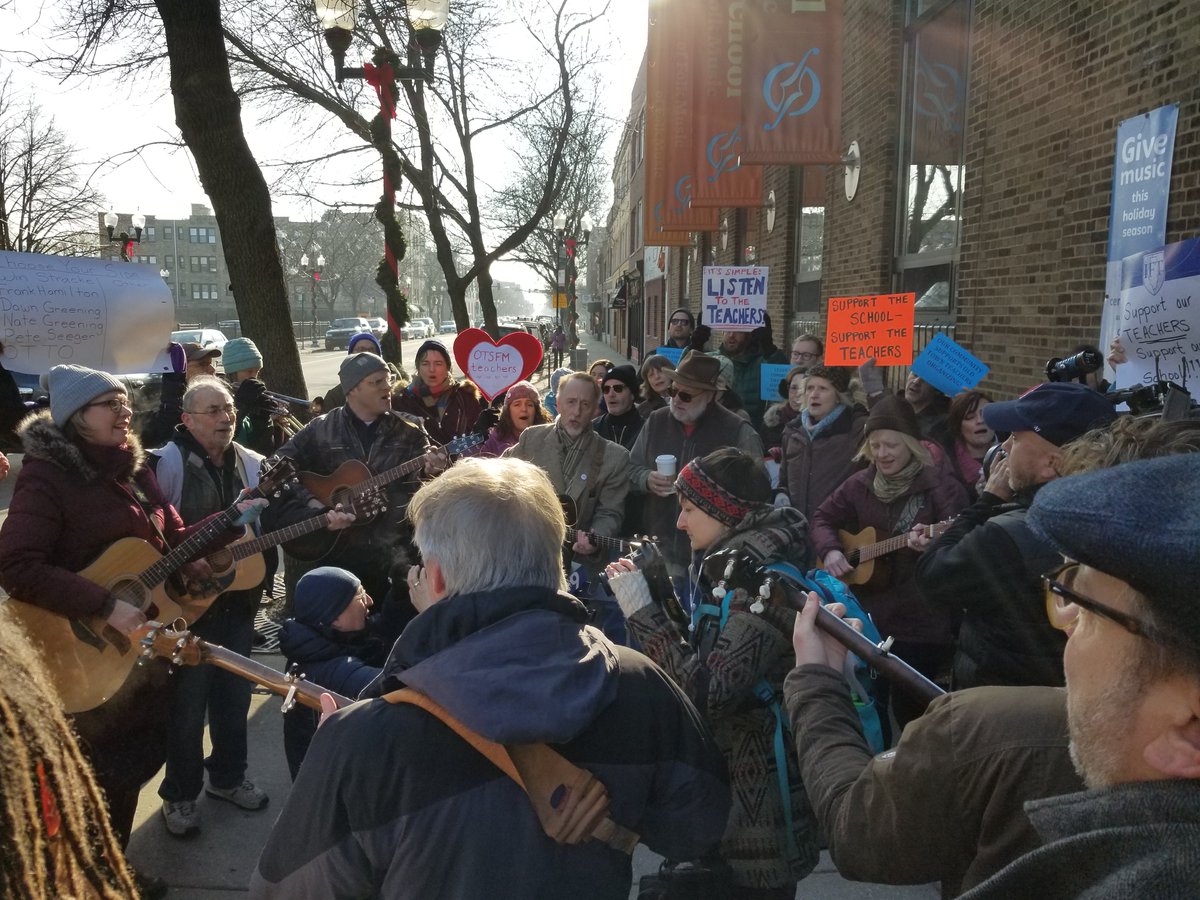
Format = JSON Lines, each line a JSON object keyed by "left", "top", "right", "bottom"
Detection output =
{"left": 452, "top": 328, "right": 544, "bottom": 401}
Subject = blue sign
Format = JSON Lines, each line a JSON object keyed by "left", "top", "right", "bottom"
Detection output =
{"left": 1108, "top": 105, "right": 1178, "bottom": 263}
{"left": 760, "top": 363, "right": 794, "bottom": 401}
{"left": 654, "top": 346, "right": 685, "bottom": 366}
{"left": 910, "top": 334, "right": 988, "bottom": 397}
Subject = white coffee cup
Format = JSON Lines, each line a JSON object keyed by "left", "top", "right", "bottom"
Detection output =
{"left": 655, "top": 454, "right": 677, "bottom": 477}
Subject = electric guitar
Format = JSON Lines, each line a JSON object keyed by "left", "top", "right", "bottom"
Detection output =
{"left": 142, "top": 625, "right": 352, "bottom": 712}
{"left": 819, "top": 519, "right": 955, "bottom": 587}
{"left": 7, "top": 458, "right": 296, "bottom": 713}
{"left": 285, "top": 433, "right": 484, "bottom": 562}
{"left": 558, "top": 494, "right": 647, "bottom": 555}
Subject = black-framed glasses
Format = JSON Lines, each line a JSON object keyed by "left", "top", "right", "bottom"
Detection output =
{"left": 602, "top": 383, "right": 627, "bottom": 394}
{"left": 791, "top": 351, "right": 819, "bottom": 362}
{"left": 85, "top": 397, "right": 131, "bottom": 414}
{"left": 667, "top": 386, "right": 700, "bottom": 402}
{"left": 1043, "top": 562, "right": 1170, "bottom": 646}
{"left": 669, "top": 318, "right": 691, "bottom": 326}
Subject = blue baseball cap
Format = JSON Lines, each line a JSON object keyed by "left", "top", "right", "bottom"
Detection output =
{"left": 983, "top": 382, "right": 1117, "bottom": 447}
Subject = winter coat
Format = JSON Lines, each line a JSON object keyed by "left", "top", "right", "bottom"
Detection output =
{"left": 628, "top": 402, "right": 764, "bottom": 575}
{"left": 778, "top": 405, "right": 868, "bottom": 529}
{"left": 391, "top": 379, "right": 483, "bottom": 445}
{"left": 784, "top": 671, "right": 1081, "bottom": 898}
{"left": 478, "top": 426, "right": 519, "bottom": 457}
{"left": 625, "top": 506, "right": 820, "bottom": 891}
{"left": 250, "top": 585, "right": 730, "bottom": 900}
{"left": 810, "top": 464, "right": 969, "bottom": 645}
{"left": 592, "top": 407, "right": 644, "bottom": 451}
{"left": 0, "top": 411, "right": 241, "bottom": 619}
{"left": 505, "top": 423, "right": 629, "bottom": 538}
{"left": 960, "top": 779, "right": 1200, "bottom": 900}
{"left": 760, "top": 401, "right": 800, "bottom": 450}
{"left": 636, "top": 393, "right": 667, "bottom": 418}
{"left": 716, "top": 347, "right": 787, "bottom": 429}
{"left": 915, "top": 491, "right": 1067, "bottom": 689}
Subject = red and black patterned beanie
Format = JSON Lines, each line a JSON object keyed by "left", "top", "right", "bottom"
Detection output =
{"left": 676, "top": 448, "right": 771, "bottom": 527}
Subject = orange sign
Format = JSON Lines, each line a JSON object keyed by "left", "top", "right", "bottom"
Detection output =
{"left": 824, "top": 293, "right": 916, "bottom": 365}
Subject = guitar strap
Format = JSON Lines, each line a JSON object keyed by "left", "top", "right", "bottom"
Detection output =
{"left": 892, "top": 494, "right": 926, "bottom": 536}
{"left": 383, "top": 687, "right": 639, "bottom": 855}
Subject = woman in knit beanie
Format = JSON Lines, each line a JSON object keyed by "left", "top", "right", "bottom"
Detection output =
{"left": 809, "top": 393, "right": 969, "bottom": 732}
{"left": 478, "top": 381, "right": 549, "bottom": 456}
{"left": 391, "top": 339, "right": 483, "bottom": 444}
{"left": 603, "top": 448, "right": 820, "bottom": 895}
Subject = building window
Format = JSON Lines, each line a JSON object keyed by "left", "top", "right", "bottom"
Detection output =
{"left": 189, "top": 226, "right": 218, "bottom": 244}
{"left": 190, "top": 256, "right": 218, "bottom": 273}
{"left": 895, "top": 0, "right": 971, "bottom": 316}
{"left": 191, "top": 283, "right": 218, "bottom": 300}
{"left": 164, "top": 225, "right": 173, "bottom": 238}
{"left": 135, "top": 254, "right": 158, "bottom": 265}
{"left": 792, "top": 167, "right": 825, "bottom": 315}
{"left": 144, "top": 226, "right": 156, "bottom": 241}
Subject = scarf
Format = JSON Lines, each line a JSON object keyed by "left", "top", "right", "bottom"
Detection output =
{"left": 801, "top": 403, "right": 846, "bottom": 440}
{"left": 409, "top": 379, "right": 452, "bottom": 419}
{"left": 955, "top": 441, "right": 984, "bottom": 487}
{"left": 871, "top": 455, "right": 925, "bottom": 505}
{"left": 555, "top": 421, "right": 590, "bottom": 481}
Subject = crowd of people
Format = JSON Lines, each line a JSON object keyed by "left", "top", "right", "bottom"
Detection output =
{"left": 0, "top": 314, "right": 1198, "bottom": 900}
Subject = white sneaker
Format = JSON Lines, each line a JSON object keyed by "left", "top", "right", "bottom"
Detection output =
{"left": 161, "top": 799, "right": 200, "bottom": 837}
{"left": 205, "top": 778, "right": 269, "bottom": 811}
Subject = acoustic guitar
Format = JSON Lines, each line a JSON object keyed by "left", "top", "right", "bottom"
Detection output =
{"left": 558, "top": 494, "right": 646, "bottom": 555}
{"left": 143, "top": 625, "right": 351, "bottom": 712}
{"left": 819, "top": 519, "right": 954, "bottom": 587}
{"left": 286, "top": 432, "right": 484, "bottom": 562}
{"left": 7, "top": 459, "right": 295, "bottom": 713}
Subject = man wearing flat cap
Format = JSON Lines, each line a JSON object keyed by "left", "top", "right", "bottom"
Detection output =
{"left": 268, "top": 352, "right": 439, "bottom": 629}
{"left": 958, "top": 453, "right": 1200, "bottom": 897}
{"left": 916, "top": 382, "right": 1117, "bottom": 690}
{"left": 628, "top": 351, "right": 762, "bottom": 590}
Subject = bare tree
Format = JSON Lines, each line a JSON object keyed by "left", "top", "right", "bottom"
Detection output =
{"left": 0, "top": 78, "right": 106, "bottom": 256}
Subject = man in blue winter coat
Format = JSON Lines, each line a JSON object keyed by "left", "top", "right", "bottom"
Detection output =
{"left": 251, "top": 457, "right": 730, "bottom": 900}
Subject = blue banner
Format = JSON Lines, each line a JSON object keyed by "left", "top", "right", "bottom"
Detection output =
{"left": 1107, "top": 105, "right": 1177, "bottom": 263}
{"left": 760, "top": 363, "right": 793, "bottom": 401}
{"left": 654, "top": 346, "right": 685, "bottom": 366}
{"left": 910, "top": 334, "right": 988, "bottom": 397}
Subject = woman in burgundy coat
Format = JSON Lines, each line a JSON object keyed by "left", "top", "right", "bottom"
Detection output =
{"left": 391, "top": 340, "right": 483, "bottom": 444}
{"left": 810, "top": 395, "right": 969, "bottom": 735}
{"left": 0, "top": 365, "right": 259, "bottom": 887}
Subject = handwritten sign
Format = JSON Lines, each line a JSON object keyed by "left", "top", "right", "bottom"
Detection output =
{"left": 451, "top": 327, "right": 543, "bottom": 401}
{"left": 654, "top": 346, "right": 685, "bottom": 365}
{"left": 0, "top": 251, "right": 175, "bottom": 376}
{"left": 701, "top": 265, "right": 768, "bottom": 331}
{"left": 911, "top": 334, "right": 989, "bottom": 396}
{"left": 760, "top": 362, "right": 793, "bottom": 401}
{"left": 824, "top": 293, "right": 916, "bottom": 365}
{"left": 1116, "top": 237, "right": 1200, "bottom": 387}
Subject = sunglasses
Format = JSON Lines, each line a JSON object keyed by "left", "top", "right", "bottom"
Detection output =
{"left": 667, "top": 385, "right": 702, "bottom": 402}
{"left": 602, "top": 383, "right": 627, "bottom": 394}
{"left": 669, "top": 318, "right": 691, "bottom": 326}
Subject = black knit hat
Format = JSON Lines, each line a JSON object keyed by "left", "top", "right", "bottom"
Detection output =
{"left": 602, "top": 364, "right": 640, "bottom": 396}
{"left": 416, "top": 340, "right": 452, "bottom": 368}
{"left": 865, "top": 394, "right": 921, "bottom": 439}
{"left": 676, "top": 448, "right": 770, "bottom": 527}
{"left": 294, "top": 566, "right": 361, "bottom": 628}
{"left": 804, "top": 365, "right": 853, "bottom": 395}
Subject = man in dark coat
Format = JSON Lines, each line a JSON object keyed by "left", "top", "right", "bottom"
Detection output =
{"left": 592, "top": 364, "right": 643, "bottom": 451}
{"left": 250, "top": 457, "right": 729, "bottom": 899}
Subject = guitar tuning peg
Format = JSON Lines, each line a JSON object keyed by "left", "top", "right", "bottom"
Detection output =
{"left": 723, "top": 560, "right": 735, "bottom": 579}
{"left": 712, "top": 582, "right": 727, "bottom": 600}
{"left": 759, "top": 581, "right": 772, "bottom": 600}
{"left": 750, "top": 598, "right": 765, "bottom": 615}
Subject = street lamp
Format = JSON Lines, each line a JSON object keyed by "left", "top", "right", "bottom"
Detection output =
{"left": 313, "top": 0, "right": 450, "bottom": 367}
{"left": 553, "top": 209, "right": 594, "bottom": 348}
{"left": 301, "top": 252, "right": 325, "bottom": 348}
{"left": 104, "top": 211, "right": 146, "bottom": 262}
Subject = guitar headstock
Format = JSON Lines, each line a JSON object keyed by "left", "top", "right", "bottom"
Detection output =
{"left": 258, "top": 457, "right": 298, "bottom": 498}
{"left": 445, "top": 432, "right": 485, "bottom": 457}
{"left": 141, "top": 624, "right": 207, "bottom": 668}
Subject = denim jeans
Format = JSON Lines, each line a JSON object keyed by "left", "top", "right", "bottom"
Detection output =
{"left": 159, "top": 590, "right": 258, "bottom": 801}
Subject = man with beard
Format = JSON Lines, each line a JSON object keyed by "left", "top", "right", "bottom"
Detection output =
{"left": 664, "top": 307, "right": 695, "bottom": 349}
{"left": 957, "top": 454, "right": 1200, "bottom": 897}
{"left": 714, "top": 330, "right": 787, "bottom": 430}
{"left": 916, "top": 383, "right": 1117, "bottom": 689}
{"left": 628, "top": 351, "right": 762, "bottom": 594}
{"left": 592, "top": 364, "right": 643, "bottom": 451}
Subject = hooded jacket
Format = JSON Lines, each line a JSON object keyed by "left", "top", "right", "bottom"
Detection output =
{"left": 391, "top": 378, "right": 483, "bottom": 445}
{"left": 251, "top": 585, "right": 729, "bottom": 900}
{"left": 778, "top": 404, "right": 869, "bottom": 529}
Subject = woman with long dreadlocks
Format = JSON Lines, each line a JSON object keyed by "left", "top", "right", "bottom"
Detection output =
{"left": 0, "top": 604, "right": 138, "bottom": 899}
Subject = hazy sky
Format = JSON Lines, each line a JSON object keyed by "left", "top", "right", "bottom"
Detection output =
{"left": 0, "top": 0, "right": 647, "bottom": 290}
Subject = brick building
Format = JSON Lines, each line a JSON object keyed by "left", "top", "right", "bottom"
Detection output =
{"left": 608, "top": 0, "right": 1200, "bottom": 396}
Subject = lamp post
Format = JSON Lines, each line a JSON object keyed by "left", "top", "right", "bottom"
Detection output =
{"left": 103, "top": 211, "right": 146, "bottom": 262}
{"left": 301, "top": 252, "right": 325, "bottom": 348}
{"left": 313, "top": 0, "right": 450, "bottom": 368}
{"left": 552, "top": 210, "right": 594, "bottom": 350}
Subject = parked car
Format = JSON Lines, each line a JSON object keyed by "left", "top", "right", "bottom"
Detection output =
{"left": 325, "top": 316, "right": 372, "bottom": 351}
{"left": 366, "top": 317, "right": 387, "bottom": 339}
{"left": 401, "top": 322, "right": 427, "bottom": 340}
{"left": 439, "top": 321, "right": 457, "bottom": 334}
{"left": 171, "top": 328, "right": 228, "bottom": 354}
{"left": 413, "top": 317, "right": 436, "bottom": 338}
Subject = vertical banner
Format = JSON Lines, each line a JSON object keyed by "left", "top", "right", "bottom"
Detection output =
{"left": 1101, "top": 104, "right": 1178, "bottom": 382}
{"left": 691, "top": 0, "right": 764, "bottom": 208}
{"left": 741, "top": 0, "right": 844, "bottom": 165}
{"left": 645, "top": 0, "right": 719, "bottom": 244}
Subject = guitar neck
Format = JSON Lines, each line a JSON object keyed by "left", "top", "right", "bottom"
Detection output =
{"left": 565, "top": 527, "right": 632, "bottom": 554}
{"left": 229, "top": 514, "right": 329, "bottom": 562}
{"left": 358, "top": 454, "right": 427, "bottom": 495}
{"left": 851, "top": 522, "right": 949, "bottom": 565}
{"left": 199, "top": 643, "right": 352, "bottom": 712}
{"left": 141, "top": 502, "right": 239, "bottom": 589}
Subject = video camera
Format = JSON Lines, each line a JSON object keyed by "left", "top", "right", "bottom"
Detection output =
{"left": 1045, "top": 349, "right": 1103, "bottom": 384}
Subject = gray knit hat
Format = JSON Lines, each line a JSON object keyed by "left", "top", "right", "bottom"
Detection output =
{"left": 339, "top": 351, "right": 389, "bottom": 394}
{"left": 221, "top": 337, "right": 263, "bottom": 374}
{"left": 48, "top": 364, "right": 125, "bottom": 427}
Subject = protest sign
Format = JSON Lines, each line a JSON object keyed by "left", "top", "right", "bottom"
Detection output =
{"left": 701, "top": 266, "right": 768, "bottom": 331}
{"left": 824, "top": 292, "right": 915, "bottom": 365}
{"left": 760, "top": 362, "right": 793, "bottom": 401}
{"left": 452, "top": 327, "right": 543, "bottom": 401}
{"left": 654, "top": 346, "right": 685, "bottom": 366}
{"left": 1116, "top": 237, "right": 1200, "bottom": 388}
{"left": 0, "top": 251, "right": 175, "bottom": 376}
{"left": 911, "top": 334, "right": 989, "bottom": 397}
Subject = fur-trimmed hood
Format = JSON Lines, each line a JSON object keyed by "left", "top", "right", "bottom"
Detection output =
{"left": 18, "top": 409, "right": 145, "bottom": 483}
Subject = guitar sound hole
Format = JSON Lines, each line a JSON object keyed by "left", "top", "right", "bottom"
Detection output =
{"left": 111, "top": 579, "right": 150, "bottom": 613}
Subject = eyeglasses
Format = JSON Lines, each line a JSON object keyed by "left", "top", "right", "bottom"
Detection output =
{"left": 1043, "top": 562, "right": 1170, "bottom": 647}
{"left": 85, "top": 397, "right": 131, "bottom": 414}
{"left": 669, "top": 318, "right": 691, "bottom": 326}
{"left": 602, "top": 383, "right": 627, "bottom": 394}
{"left": 363, "top": 374, "right": 397, "bottom": 388}
{"left": 187, "top": 404, "right": 236, "bottom": 418}
{"left": 667, "top": 386, "right": 703, "bottom": 403}
{"left": 791, "top": 351, "right": 819, "bottom": 362}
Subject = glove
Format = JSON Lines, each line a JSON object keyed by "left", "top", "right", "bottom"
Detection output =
{"left": 233, "top": 496, "right": 268, "bottom": 527}
{"left": 858, "top": 358, "right": 885, "bottom": 396}
{"left": 689, "top": 324, "right": 712, "bottom": 352}
{"left": 168, "top": 342, "right": 187, "bottom": 375}
{"left": 472, "top": 405, "right": 500, "bottom": 435}
{"left": 234, "top": 377, "right": 268, "bottom": 412}
{"left": 606, "top": 568, "right": 655, "bottom": 619}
